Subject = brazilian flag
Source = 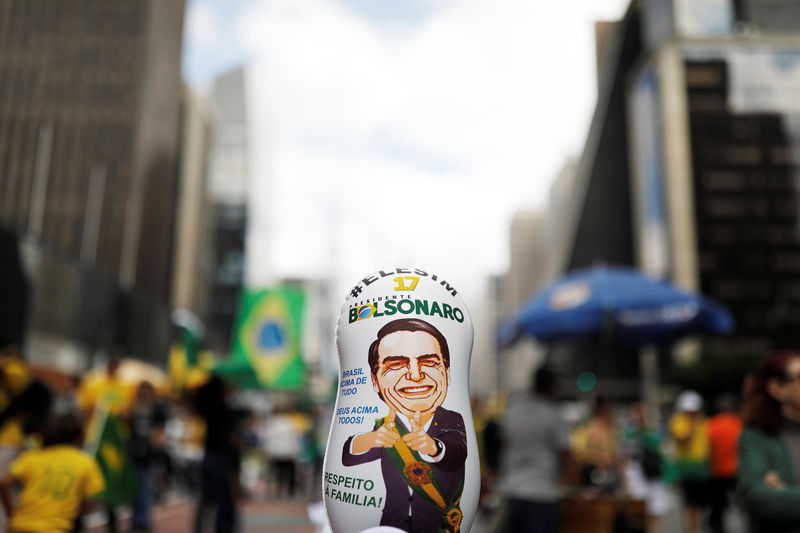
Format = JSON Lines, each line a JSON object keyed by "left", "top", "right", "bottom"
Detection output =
{"left": 216, "top": 287, "right": 307, "bottom": 390}
{"left": 168, "top": 325, "right": 202, "bottom": 392}
{"left": 85, "top": 410, "right": 137, "bottom": 507}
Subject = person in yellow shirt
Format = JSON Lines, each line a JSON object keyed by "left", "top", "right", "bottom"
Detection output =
{"left": 571, "top": 397, "right": 620, "bottom": 492}
{"left": 0, "top": 339, "right": 28, "bottom": 533}
{"left": 0, "top": 412, "right": 105, "bottom": 533}
{"left": 76, "top": 358, "right": 133, "bottom": 417}
{"left": 0, "top": 349, "right": 54, "bottom": 442}
{"left": 669, "top": 390, "right": 710, "bottom": 533}
{"left": 75, "top": 357, "right": 134, "bottom": 533}
{"left": 0, "top": 342, "right": 30, "bottom": 455}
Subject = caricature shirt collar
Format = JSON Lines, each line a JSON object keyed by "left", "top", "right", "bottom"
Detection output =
{"left": 395, "top": 411, "right": 432, "bottom": 433}
{"left": 395, "top": 411, "right": 445, "bottom": 463}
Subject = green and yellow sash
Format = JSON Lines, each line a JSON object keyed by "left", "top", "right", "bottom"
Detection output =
{"left": 377, "top": 417, "right": 464, "bottom": 533}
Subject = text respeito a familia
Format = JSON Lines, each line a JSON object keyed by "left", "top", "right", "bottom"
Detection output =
{"left": 324, "top": 472, "right": 382, "bottom": 508}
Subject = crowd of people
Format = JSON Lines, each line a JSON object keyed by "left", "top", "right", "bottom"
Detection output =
{"left": 0, "top": 331, "right": 326, "bottom": 533}
{"left": 0, "top": 346, "right": 180, "bottom": 533}
{"left": 5, "top": 318, "right": 800, "bottom": 533}
{"left": 478, "top": 352, "right": 800, "bottom": 533}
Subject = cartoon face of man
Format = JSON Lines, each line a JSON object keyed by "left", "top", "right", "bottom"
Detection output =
{"left": 369, "top": 319, "right": 450, "bottom": 421}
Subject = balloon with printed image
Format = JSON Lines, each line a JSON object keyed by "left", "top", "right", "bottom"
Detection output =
{"left": 323, "top": 269, "right": 479, "bottom": 533}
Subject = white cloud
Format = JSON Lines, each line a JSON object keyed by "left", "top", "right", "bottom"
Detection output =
{"left": 186, "top": 2, "right": 222, "bottom": 48}
{"left": 234, "top": 0, "right": 629, "bottom": 302}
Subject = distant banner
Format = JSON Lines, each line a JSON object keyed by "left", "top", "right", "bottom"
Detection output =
{"left": 219, "top": 287, "right": 307, "bottom": 390}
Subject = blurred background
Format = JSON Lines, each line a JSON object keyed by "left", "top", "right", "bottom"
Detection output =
{"left": 3, "top": 0, "right": 800, "bottom": 531}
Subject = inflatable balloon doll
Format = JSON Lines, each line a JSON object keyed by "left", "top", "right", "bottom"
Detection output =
{"left": 323, "top": 268, "right": 479, "bottom": 533}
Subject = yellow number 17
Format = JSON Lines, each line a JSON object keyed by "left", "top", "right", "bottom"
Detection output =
{"left": 393, "top": 276, "right": 419, "bottom": 291}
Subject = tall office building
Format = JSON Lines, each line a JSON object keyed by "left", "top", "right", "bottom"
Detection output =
{"left": 495, "top": 211, "right": 549, "bottom": 393}
{"left": 206, "top": 67, "right": 249, "bottom": 351}
{"left": 172, "top": 86, "right": 212, "bottom": 319}
{"left": 0, "top": 0, "right": 185, "bottom": 295}
{"left": 627, "top": 1, "right": 800, "bottom": 371}
{"left": 208, "top": 68, "right": 249, "bottom": 205}
{"left": 0, "top": 1, "right": 186, "bottom": 368}
{"left": 546, "top": 157, "right": 579, "bottom": 280}
{"left": 560, "top": 0, "right": 800, "bottom": 395}
{"left": 630, "top": 46, "right": 800, "bottom": 366}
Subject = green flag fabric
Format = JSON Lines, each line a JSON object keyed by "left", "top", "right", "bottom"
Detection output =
{"left": 181, "top": 325, "right": 201, "bottom": 367}
{"left": 85, "top": 410, "right": 137, "bottom": 507}
{"left": 218, "top": 286, "right": 307, "bottom": 390}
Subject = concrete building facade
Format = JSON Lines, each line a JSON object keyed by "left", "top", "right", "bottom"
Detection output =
{"left": 0, "top": 0, "right": 186, "bottom": 370}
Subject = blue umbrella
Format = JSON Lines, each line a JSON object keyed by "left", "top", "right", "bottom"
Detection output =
{"left": 499, "top": 265, "right": 734, "bottom": 347}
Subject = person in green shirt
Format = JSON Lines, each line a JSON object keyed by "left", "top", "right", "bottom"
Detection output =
{"left": 739, "top": 351, "right": 800, "bottom": 532}
{"left": 620, "top": 403, "right": 671, "bottom": 533}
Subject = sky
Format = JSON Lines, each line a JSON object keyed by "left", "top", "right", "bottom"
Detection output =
{"left": 183, "top": 0, "right": 630, "bottom": 305}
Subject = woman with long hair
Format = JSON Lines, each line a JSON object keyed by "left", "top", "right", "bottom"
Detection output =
{"left": 739, "top": 351, "right": 800, "bottom": 531}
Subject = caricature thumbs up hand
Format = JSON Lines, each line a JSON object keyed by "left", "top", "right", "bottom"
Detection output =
{"left": 384, "top": 408, "right": 396, "bottom": 429}
{"left": 351, "top": 408, "right": 399, "bottom": 453}
{"left": 403, "top": 411, "right": 437, "bottom": 456}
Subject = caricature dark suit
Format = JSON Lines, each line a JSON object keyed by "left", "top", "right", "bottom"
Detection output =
{"left": 342, "top": 406, "right": 467, "bottom": 533}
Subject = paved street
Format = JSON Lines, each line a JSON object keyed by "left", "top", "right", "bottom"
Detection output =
{"left": 84, "top": 486, "right": 749, "bottom": 533}
{"left": 86, "top": 497, "right": 317, "bottom": 533}
{"left": 469, "top": 488, "right": 747, "bottom": 533}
